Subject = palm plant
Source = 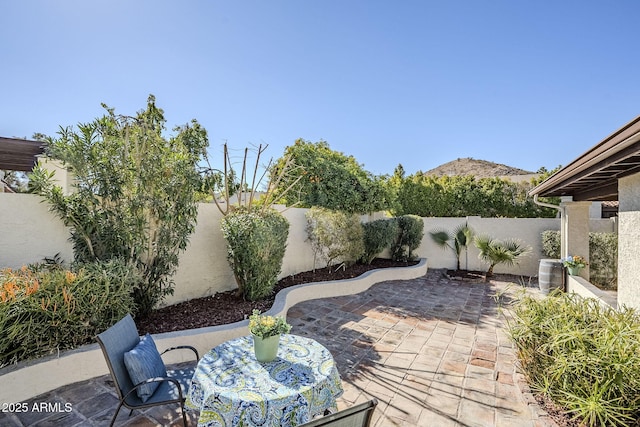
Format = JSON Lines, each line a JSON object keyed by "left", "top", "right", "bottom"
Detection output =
{"left": 429, "top": 224, "right": 474, "bottom": 270}
{"left": 474, "top": 235, "right": 530, "bottom": 277}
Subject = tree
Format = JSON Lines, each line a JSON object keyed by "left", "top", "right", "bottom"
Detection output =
{"left": 429, "top": 223, "right": 475, "bottom": 270}
{"left": 391, "top": 172, "right": 560, "bottom": 218}
{"left": 271, "top": 139, "right": 391, "bottom": 214}
{"left": 474, "top": 235, "right": 530, "bottom": 277}
{"left": 30, "top": 95, "right": 208, "bottom": 315}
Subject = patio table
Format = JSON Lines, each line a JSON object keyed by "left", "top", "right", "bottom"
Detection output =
{"left": 186, "top": 334, "right": 343, "bottom": 427}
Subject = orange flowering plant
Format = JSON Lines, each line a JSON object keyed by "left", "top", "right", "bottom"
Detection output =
{"left": 0, "top": 267, "right": 41, "bottom": 303}
{"left": 1, "top": 260, "right": 137, "bottom": 367}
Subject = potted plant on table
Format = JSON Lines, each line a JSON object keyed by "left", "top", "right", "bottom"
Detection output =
{"left": 562, "top": 255, "right": 587, "bottom": 276}
{"left": 249, "top": 310, "right": 292, "bottom": 362}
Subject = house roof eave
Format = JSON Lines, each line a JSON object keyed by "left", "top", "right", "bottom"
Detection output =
{"left": 529, "top": 115, "right": 640, "bottom": 201}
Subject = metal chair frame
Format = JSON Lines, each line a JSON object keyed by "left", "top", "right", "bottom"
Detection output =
{"left": 298, "top": 398, "right": 378, "bottom": 427}
{"left": 96, "top": 314, "right": 199, "bottom": 427}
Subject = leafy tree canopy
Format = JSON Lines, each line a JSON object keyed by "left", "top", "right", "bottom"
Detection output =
{"left": 271, "top": 138, "right": 390, "bottom": 214}
{"left": 390, "top": 171, "right": 560, "bottom": 218}
{"left": 30, "top": 95, "right": 208, "bottom": 315}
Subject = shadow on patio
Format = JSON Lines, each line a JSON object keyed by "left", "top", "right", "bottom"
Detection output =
{"left": 0, "top": 269, "right": 556, "bottom": 427}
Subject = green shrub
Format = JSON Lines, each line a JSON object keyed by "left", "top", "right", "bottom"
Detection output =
{"left": 0, "top": 259, "right": 137, "bottom": 367}
{"left": 221, "top": 208, "right": 289, "bottom": 301}
{"left": 391, "top": 215, "right": 424, "bottom": 262}
{"left": 540, "top": 230, "right": 618, "bottom": 289}
{"left": 507, "top": 292, "right": 640, "bottom": 426}
{"left": 541, "top": 230, "right": 561, "bottom": 258}
{"left": 305, "top": 207, "right": 365, "bottom": 269}
{"left": 589, "top": 232, "right": 618, "bottom": 290}
{"left": 361, "top": 218, "right": 398, "bottom": 264}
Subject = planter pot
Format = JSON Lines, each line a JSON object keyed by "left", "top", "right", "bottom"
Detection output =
{"left": 253, "top": 334, "right": 280, "bottom": 362}
{"left": 567, "top": 266, "right": 582, "bottom": 276}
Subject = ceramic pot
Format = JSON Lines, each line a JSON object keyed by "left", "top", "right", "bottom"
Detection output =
{"left": 253, "top": 334, "right": 280, "bottom": 362}
{"left": 567, "top": 266, "right": 582, "bottom": 276}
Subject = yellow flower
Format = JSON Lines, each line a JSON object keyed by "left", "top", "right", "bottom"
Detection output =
{"left": 248, "top": 310, "right": 291, "bottom": 338}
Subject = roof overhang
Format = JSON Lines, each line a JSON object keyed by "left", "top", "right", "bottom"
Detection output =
{"left": 0, "top": 137, "right": 46, "bottom": 172}
{"left": 529, "top": 115, "right": 640, "bottom": 201}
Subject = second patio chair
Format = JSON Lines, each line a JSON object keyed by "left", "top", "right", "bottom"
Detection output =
{"left": 298, "top": 398, "right": 378, "bottom": 427}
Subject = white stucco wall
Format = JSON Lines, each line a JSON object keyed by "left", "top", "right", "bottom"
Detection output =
{"left": 0, "top": 194, "right": 617, "bottom": 304}
{"left": 617, "top": 173, "right": 640, "bottom": 310}
{"left": 0, "top": 193, "right": 74, "bottom": 268}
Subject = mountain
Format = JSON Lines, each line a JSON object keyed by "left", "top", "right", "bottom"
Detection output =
{"left": 423, "top": 158, "right": 535, "bottom": 179}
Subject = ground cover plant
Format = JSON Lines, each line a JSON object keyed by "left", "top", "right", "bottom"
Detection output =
{"left": 0, "top": 260, "right": 137, "bottom": 367}
{"left": 507, "top": 291, "right": 640, "bottom": 426}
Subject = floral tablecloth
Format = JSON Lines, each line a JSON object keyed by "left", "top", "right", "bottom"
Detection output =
{"left": 186, "top": 334, "right": 343, "bottom": 427}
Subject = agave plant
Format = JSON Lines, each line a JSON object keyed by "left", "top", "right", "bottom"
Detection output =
{"left": 474, "top": 235, "right": 530, "bottom": 277}
{"left": 429, "top": 223, "right": 474, "bottom": 270}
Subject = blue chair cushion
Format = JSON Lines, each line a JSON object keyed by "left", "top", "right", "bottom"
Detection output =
{"left": 123, "top": 333, "right": 167, "bottom": 402}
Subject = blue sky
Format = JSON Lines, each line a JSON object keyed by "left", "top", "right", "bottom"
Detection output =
{"left": 2, "top": 1, "right": 639, "bottom": 176}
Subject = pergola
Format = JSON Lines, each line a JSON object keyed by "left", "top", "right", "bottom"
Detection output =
{"left": 0, "top": 137, "right": 46, "bottom": 172}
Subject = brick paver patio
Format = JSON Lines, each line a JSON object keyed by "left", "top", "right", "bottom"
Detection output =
{"left": 0, "top": 269, "right": 557, "bottom": 426}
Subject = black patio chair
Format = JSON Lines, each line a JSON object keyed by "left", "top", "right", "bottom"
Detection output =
{"left": 298, "top": 398, "right": 378, "bottom": 427}
{"left": 96, "top": 314, "right": 199, "bottom": 427}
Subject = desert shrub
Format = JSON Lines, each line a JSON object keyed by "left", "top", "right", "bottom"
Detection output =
{"left": 391, "top": 173, "right": 559, "bottom": 218}
{"left": 540, "top": 230, "right": 617, "bottom": 289}
{"left": 305, "top": 207, "right": 365, "bottom": 269}
{"left": 391, "top": 215, "right": 424, "bottom": 262}
{"left": 221, "top": 208, "right": 289, "bottom": 301}
{"left": 0, "top": 259, "right": 137, "bottom": 367}
{"left": 361, "top": 218, "right": 398, "bottom": 264}
{"left": 507, "top": 292, "right": 640, "bottom": 426}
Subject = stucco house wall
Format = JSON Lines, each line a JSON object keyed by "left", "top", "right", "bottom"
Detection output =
{"left": 617, "top": 172, "right": 640, "bottom": 309}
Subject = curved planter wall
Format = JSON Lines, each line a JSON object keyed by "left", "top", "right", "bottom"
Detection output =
{"left": 0, "top": 259, "right": 428, "bottom": 403}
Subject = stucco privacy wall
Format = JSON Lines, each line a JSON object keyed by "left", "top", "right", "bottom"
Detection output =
{"left": 1, "top": 193, "right": 615, "bottom": 304}
{"left": 0, "top": 193, "right": 74, "bottom": 268}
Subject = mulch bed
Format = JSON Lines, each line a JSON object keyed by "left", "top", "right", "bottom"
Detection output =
{"left": 135, "top": 258, "right": 418, "bottom": 335}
